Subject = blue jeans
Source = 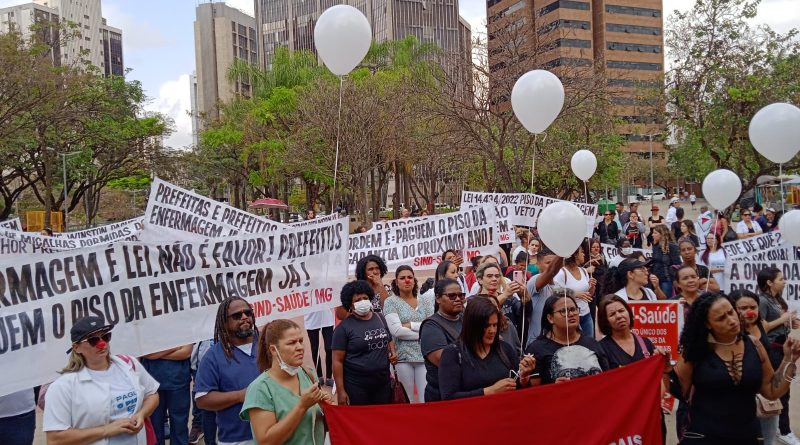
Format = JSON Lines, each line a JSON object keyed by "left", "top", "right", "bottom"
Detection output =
{"left": 580, "top": 313, "right": 594, "bottom": 337}
{"left": 0, "top": 409, "right": 35, "bottom": 445}
{"left": 150, "top": 386, "right": 190, "bottom": 445}
{"left": 660, "top": 280, "right": 673, "bottom": 299}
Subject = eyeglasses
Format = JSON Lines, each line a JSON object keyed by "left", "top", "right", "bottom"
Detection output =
{"left": 554, "top": 307, "right": 579, "bottom": 316}
{"left": 442, "top": 292, "right": 466, "bottom": 301}
{"left": 228, "top": 309, "right": 254, "bottom": 320}
{"left": 743, "top": 213, "right": 752, "bottom": 216}
{"left": 604, "top": 213, "right": 613, "bottom": 216}
{"left": 80, "top": 332, "right": 112, "bottom": 347}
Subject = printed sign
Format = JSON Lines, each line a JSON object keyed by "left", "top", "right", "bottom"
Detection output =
{"left": 0, "top": 218, "right": 21, "bottom": 231}
{"left": 628, "top": 300, "right": 683, "bottom": 361}
{"left": 0, "top": 218, "right": 348, "bottom": 396}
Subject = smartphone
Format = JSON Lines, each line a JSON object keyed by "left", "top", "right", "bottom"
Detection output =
{"left": 513, "top": 270, "right": 525, "bottom": 285}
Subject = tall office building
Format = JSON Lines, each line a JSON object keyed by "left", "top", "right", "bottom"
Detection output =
{"left": 0, "top": 0, "right": 123, "bottom": 76}
{"left": 193, "top": 2, "right": 257, "bottom": 128}
{"left": 0, "top": 2, "right": 61, "bottom": 64}
{"left": 255, "top": 0, "right": 472, "bottom": 70}
{"left": 486, "top": 0, "right": 664, "bottom": 156}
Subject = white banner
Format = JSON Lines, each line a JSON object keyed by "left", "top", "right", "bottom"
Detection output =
{"left": 600, "top": 243, "right": 652, "bottom": 263}
{"left": 0, "top": 218, "right": 348, "bottom": 396}
{"left": 460, "top": 192, "right": 597, "bottom": 243}
{"left": 348, "top": 206, "right": 498, "bottom": 272}
{"left": 0, "top": 218, "right": 21, "bottom": 231}
{"left": 0, "top": 219, "right": 143, "bottom": 257}
{"left": 289, "top": 213, "right": 344, "bottom": 228}
{"left": 726, "top": 258, "right": 800, "bottom": 311}
{"left": 721, "top": 231, "right": 784, "bottom": 260}
{"left": 143, "top": 178, "right": 289, "bottom": 241}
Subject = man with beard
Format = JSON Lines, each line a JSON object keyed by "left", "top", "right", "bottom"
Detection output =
{"left": 195, "top": 297, "right": 260, "bottom": 445}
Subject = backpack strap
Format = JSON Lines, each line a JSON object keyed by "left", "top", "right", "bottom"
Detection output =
{"left": 634, "top": 335, "right": 651, "bottom": 358}
{"left": 421, "top": 313, "right": 461, "bottom": 344}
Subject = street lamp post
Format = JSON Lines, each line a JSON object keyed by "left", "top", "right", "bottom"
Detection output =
{"left": 59, "top": 151, "right": 81, "bottom": 231}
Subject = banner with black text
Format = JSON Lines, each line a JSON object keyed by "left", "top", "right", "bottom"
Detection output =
{"left": 0, "top": 218, "right": 348, "bottom": 396}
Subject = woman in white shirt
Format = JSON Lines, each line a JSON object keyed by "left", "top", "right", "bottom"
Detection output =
{"left": 605, "top": 258, "right": 661, "bottom": 301}
{"left": 699, "top": 232, "right": 727, "bottom": 291}
{"left": 43, "top": 316, "right": 160, "bottom": 445}
{"left": 735, "top": 209, "right": 763, "bottom": 239}
{"left": 552, "top": 241, "right": 597, "bottom": 337}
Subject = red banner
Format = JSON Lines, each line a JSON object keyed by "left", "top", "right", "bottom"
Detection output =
{"left": 323, "top": 355, "right": 663, "bottom": 445}
{"left": 629, "top": 301, "right": 683, "bottom": 361}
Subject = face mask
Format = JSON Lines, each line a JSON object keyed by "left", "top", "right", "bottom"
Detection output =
{"left": 353, "top": 300, "right": 372, "bottom": 316}
{"left": 621, "top": 247, "right": 633, "bottom": 255}
{"left": 272, "top": 346, "right": 301, "bottom": 376}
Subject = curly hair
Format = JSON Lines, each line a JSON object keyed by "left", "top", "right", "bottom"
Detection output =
{"left": 340, "top": 280, "right": 375, "bottom": 311}
{"left": 355, "top": 255, "right": 387, "bottom": 280}
{"left": 390, "top": 265, "right": 419, "bottom": 296}
{"left": 652, "top": 225, "right": 673, "bottom": 252}
{"left": 213, "top": 297, "right": 254, "bottom": 363}
{"left": 679, "top": 292, "right": 742, "bottom": 364}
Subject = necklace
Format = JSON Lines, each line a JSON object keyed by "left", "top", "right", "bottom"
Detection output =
{"left": 707, "top": 333, "right": 739, "bottom": 346}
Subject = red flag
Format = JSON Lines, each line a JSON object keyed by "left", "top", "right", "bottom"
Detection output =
{"left": 323, "top": 355, "right": 663, "bottom": 445}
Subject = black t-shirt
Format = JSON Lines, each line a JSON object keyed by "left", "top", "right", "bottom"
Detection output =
{"left": 331, "top": 313, "right": 392, "bottom": 378}
{"left": 419, "top": 314, "right": 463, "bottom": 402}
{"left": 598, "top": 335, "right": 655, "bottom": 369}
{"left": 439, "top": 341, "right": 519, "bottom": 400}
{"left": 526, "top": 334, "right": 608, "bottom": 385}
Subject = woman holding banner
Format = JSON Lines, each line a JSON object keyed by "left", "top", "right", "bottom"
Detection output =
{"left": 438, "top": 297, "right": 535, "bottom": 400}
{"left": 651, "top": 225, "right": 681, "bottom": 298}
{"left": 758, "top": 267, "right": 800, "bottom": 445}
{"left": 526, "top": 292, "right": 608, "bottom": 386}
{"left": 384, "top": 266, "right": 435, "bottom": 403}
{"left": 668, "top": 292, "right": 800, "bottom": 445}
{"left": 240, "top": 319, "right": 328, "bottom": 445}
{"left": 43, "top": 316, "right": 160, "bottom": 445}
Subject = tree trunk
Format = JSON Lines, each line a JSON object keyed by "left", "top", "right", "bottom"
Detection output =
{"left": 393, "top": 161, "right": 401, "bottom": 218}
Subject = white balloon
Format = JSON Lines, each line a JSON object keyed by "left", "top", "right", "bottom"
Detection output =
{"left": 702, "top": 169, "right": 742, "bottom": 210}
{"left": 749, "top": 103, "right": 800, "bottom": 164}
{"left": 570, "top": 150, "right": 597, "bottom": 181}
{"left": 511, "top": 70, "right": 565, "bottom": 134}
{"left": 537, "top": 202, "right": 586, "bottom": 258}
{"left": 314, "top": 5, "right": 372, "bottom": 76}
{"left": 780, "top": 210, "right": 800, "bottom": 246}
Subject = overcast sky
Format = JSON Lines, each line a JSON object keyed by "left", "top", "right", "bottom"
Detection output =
{"left": 0, "top": 0, "right": 797, "bottom": 149}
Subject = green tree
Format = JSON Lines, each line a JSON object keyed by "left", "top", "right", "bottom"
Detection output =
{"left": 667, "top": 0, "right": 800, "bottom": 196}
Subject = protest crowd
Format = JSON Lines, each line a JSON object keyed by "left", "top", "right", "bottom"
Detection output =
{"left": 0, "top": 177, "right": 799, "bottom": 445}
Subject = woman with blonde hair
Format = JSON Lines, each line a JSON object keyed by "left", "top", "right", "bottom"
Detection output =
{"left": 43, "top": 316, "right": 160, "bottom": 445}
{"left": 241, "top": 319, "right": 328, "bottom": 445}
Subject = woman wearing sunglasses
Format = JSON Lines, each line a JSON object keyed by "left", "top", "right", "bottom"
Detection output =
{"left": 43, "top": 315, "right": 160, "bottom": 445}
{"left": 419, "top": 278, "right": 466, "bottom": 402}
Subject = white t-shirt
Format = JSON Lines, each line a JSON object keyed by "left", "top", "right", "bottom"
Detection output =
{"left": 86, "top": 364, "right": 138, "bottom": 445}
{"left": 552, "top": 267, "right": 591, "bottom": 316}
{"left": 703, "top": 249, "right": 727, "bottom": 291}
{"left": 0, "top": 389, "right": 35, "bottom": 417}
{"left": 303, "top": 309, "right": 335, "bottom": 330}
{"left": 665, "top": 207, "right": 678, "bottom": 225}
{"left": 735, "top": 220, "right": 763, "bottom": 235}
{"left": 614, "top": 286, "right": 657, "bottom": 301}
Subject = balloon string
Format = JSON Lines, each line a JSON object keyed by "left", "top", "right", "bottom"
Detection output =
{"left": 532, "top": 135, "right": 537, "bottom": 186}
{"left": 705, "top": 212, "right": 718, "bottom": 294}
{"left": 780, "top": 163, "right": 785, "bottom": 215}
{"left": 564, "top": 287, "right": 570, "bottom": 379}
{"left": 331, "top": 76, "right": 344, "bottom": 210}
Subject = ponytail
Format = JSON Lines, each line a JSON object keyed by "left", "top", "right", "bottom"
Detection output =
{"left": 256, "top": 319, "right": 300, "bottom": 372}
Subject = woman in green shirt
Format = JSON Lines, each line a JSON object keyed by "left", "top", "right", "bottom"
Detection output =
{"left": 241, "top": 319, "right": 329, "bottom": 445}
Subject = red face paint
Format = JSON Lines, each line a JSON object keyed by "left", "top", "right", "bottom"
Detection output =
{"left": 745, "top": 310, "right": 757, "bottom": 318}
{"left": 95, "top": 339, "right": 108, "bottom": 349}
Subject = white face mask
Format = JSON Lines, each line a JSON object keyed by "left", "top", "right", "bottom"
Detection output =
{"left": 272, "top": 346, "right": 301, "bottom": 376}
{"left": 353, "top": 299, "right": 373, "bottom": 316}
{"left": 621, "top": 247, "right": 633, "bottom": 255}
